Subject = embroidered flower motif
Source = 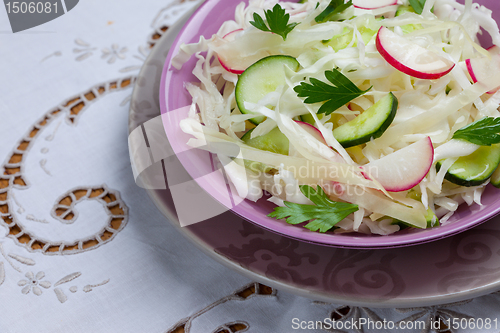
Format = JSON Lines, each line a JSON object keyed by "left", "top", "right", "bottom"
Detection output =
{"left": 320, "top": 305, "right": 383, "bottom": 333}
{"left": 119, "top": 45, "right": 150, "bottom": 73}
{"left": 73, "top": 39, "right": 97, "bottom": 61}
{"left": 396, "top": 300, "right": 473, "bottom": 333}
{"left": 101, "top": 44, "right": 128, "bottom": 64}
{"left": 18, "top": 271, "right": 51, "bottom": 295}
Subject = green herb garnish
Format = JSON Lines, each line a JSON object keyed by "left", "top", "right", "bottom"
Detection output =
{"left": 294, "top": 68, "right": 372, "bottom": 115}
{"left": 409, "top": 0, "right": 426, "bottom": 14}
{"left": 452, "top": 117, "right": 500, "bottom": 146}
{"left": 250, "top": 4, "right": 298, "bottom": 41}
{"left": 315, "top": 0, "right": 353, "bottom": 23}
{"left": 268, "top": 185, "right": 358, "bottom": 232}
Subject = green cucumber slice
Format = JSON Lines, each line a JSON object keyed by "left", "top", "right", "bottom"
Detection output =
{"left": 403, "top": 190, "right": 439, "bottom": 228}
{"left": 323, "top": 28, "right": 353, "bottom": 51}
{"left": 323, "top": 25, "right": 378, "bottom": 51}
{"left": 300, "top": 112, "right": 345, "bottom": 131}
{"left": 332, "top": 92, "right": 398, "bottom": 148}
{"left": 300, "top": 113, "right": 324, "bottom": 125}
{"left": 437, "top": 144, "right": 500, "bottom": 187}
{"left": 240, "top": 127, "right": 289, "bottom": 173}
{"left": 392, "top": 209, "right": 439, "bottom": 229}
{"left": 395, "top": 5, "right": 415, "bottom": 16}
{"left": 491, "top": 164, "right": 500, "bottom": 188}
{"left": 358, "top": 25, "right": 379, "bottom": 44}
{"left": 395, "top": 5, "right": 423, "bottom": 34}
{"left": 241, "top": 127, "right": 289, "bottom": 154}
{"left": 236, "top": 55, "right": 300, "bottom": 125}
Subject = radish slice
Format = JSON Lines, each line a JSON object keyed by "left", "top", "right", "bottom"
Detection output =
{"left": 465, "top": 58, "right": 478, "bottom": 83}
{"left": 295, "top": 121, "right": 328, "bottom": 146}
{"left": 352, "top": 0, "right": 397, "bottom": 10}
{"left": 466, "top": 54, "right": 500, "bottom": 94}
{"left": 362, "top": 137, "right": 434, "bottom": 192}
{"left": 217, "top": 29, "right": 246, "bottom": 74}
{"left": 221, "top": 29, "right": 242, "bottom": 43}
{"left": 488, "top": 45, "right": 500, "bottom": 55}
{"left": 295, "top": 121, "right": 344, "bottom": 161}
{"left": 376, "top": 26, "right": 455, "bottom": 80}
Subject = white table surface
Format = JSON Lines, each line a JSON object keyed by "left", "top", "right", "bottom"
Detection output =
{"left": 2, "top": 0, "right": 500, "bottom": 332}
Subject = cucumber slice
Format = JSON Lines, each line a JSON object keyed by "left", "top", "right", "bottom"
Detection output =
{"left": 236, "top": 55, "right": 300, "bottom": 125}
{"left": 395, "top": 5, "right": 423, "bottom": 34}
{"left": 323, "top": 26, "right": 378, "bottom": 51}
{"left": 358, "top": 25, "right": 379, "bottom": 44}
{"left": 437, "top": 144, "right": 500, "bottom": 187}
{"left": 332, "top": 92, "right": 398, "bottom": 148}
{"left": 404, "top": 190, "right": 439, "bottom": 228}
{"left": 300, "top": 113, "right": 326, "bottom": 126}
{"left": 299, "top": 113, "right": 345, "bottom": 132}
{"left": 241, "top": 127, "right": 289, "bottom": 154}
{"left": 395, "top": 5, "right": 415, "bottom": 16}
{"left": 392, "top": 209, "right": 439, "bottom": 229}
{"left": 240, "top": 127, "right": 289, "bottom": 173}
{"left": 323, "top": 28, "right": 353, "bottom": 52}
{"left": 299, "top": 113, "right": 322, "bottom": 125}
{"left": 491, "top": 164, "right": 500, "bottom": 188}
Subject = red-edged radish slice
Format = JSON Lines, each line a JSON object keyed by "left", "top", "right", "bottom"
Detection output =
{"left": 218, "top": 29, "right": 246, "bottom": 74}
{"left": 488, "top": 45, "right": 500, "bottom": 55}
{"left": 465, "top": 58, "right": 478, "bottom": 82}
{"left": 353, "top": 0, "right": 397, "bottom": 9}
{"left": 362, "top": 137, "right": 434, "bottom": 192}
{"left": 295, "top": 121, "right": 344, "bottom": 162}
{"left": 295, "top": 121, "right": 328, "bottom": 146}
{"left": 221, "top": 29, "right": 242, "bottom": 43}
{"left": 466, "top": 54, "right": 500, "bottom": 94}
{"left": 376, "top": 26, "right": 455, "bottom": 79}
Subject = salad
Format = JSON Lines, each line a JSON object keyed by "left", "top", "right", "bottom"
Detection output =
{"left": 172, "top": 0, "right": 500, "bottom": 235}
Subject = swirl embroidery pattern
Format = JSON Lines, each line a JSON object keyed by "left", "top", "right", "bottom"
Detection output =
{"left": 0, "top": 76, "right": 135, "bottom": 302}
{"left": 166, "top": 282, "right": 275, "bottom": 333}
{"left": 0, "top": 0, "right": 196, "bottom": 307}
{"left": 0, "top": 76, "right": 135, "bottom": 254}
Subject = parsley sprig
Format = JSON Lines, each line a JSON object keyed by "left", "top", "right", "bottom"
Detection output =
{"left": 452, "top": 117, "right": 500, "bottom": 146}
{"left": 409, "top": 0, "right": 426, "bottom": 14}
{"left": 315, "top": 0, "right": 353, "bottom": 23}
{"left": 250, "top": 4, "right": 298, "bottom": 41}
{"left": 294, "top": 68, "right": 372, "bottom": 115}
{"left": 268, "top": 185, "right": 358, "bottom": 233}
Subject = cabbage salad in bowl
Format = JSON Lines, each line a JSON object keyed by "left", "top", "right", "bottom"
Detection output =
{"left": 171, "top": 0, "right": 500, "bottom": 236}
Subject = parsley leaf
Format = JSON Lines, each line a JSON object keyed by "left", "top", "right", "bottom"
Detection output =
{"left": 268, "top": 185, "right": 358, "bottom": 232}
{"left": 250, "top": 4, "right": 298, "bottom": 41}
{"left": 315, "top": 0, "right": 353, "bottom": 23}
{"left": 452, "top": 117, "right": 500, "bottom": 146}
{"left": 294, "top": 68, "right": 372, "bottom": 115}
{"left": 409, "top": 0, "right": 426, "bottom": 14}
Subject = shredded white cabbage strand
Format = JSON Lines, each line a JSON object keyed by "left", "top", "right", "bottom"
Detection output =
{"left": 172, "top": 0, "right": 500, "bottom": 235}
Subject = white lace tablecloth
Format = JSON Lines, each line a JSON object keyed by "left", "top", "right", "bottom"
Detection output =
{"left": 2, "top": 0, "right": 500, "bottom": 332}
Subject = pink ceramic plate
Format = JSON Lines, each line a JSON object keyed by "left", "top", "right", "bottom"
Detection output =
{"left": 160, "top": 0, "right": 500, "bottom": 248}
